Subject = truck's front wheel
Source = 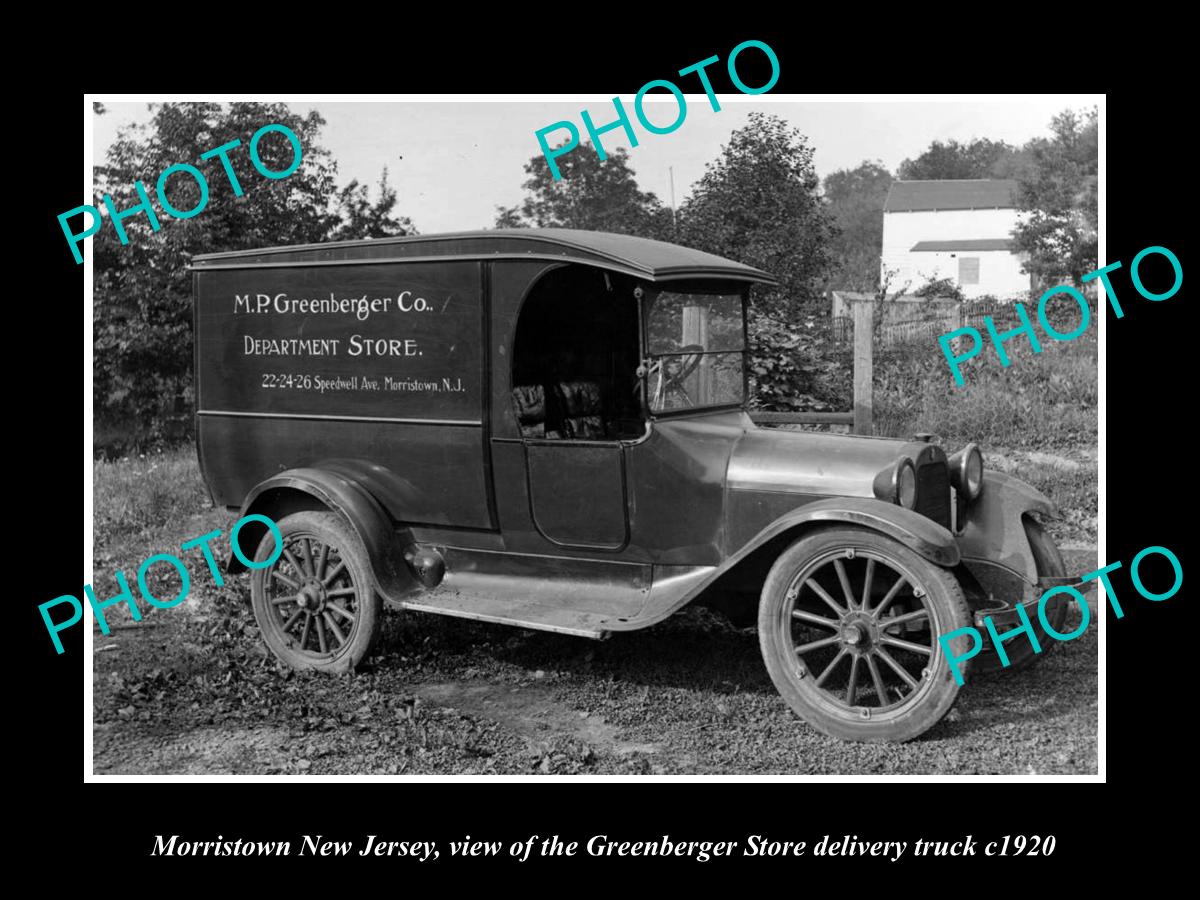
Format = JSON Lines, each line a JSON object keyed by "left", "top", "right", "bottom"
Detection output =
{"left": 758, "top": 527, "right": 973, "bottom": 742}
{"left": 249, "top": 511, "right": 381, "bottom": 673}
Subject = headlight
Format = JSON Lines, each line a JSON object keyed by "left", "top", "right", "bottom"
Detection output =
{"left": 949, "top": 443, "right": 984, "bottom": 501}
{"left": 897, "top": 461, "right": 917, "bottom": 509}
{"left": 874, "top": 458, "right": 918, "bottom": 509}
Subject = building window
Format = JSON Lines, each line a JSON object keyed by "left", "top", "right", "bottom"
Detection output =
{"left": 958, "top": 257, "right": 980, "bottom": 285}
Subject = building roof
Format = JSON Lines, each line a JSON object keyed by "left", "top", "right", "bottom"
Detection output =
{"left": 910, "top": 239, "right": 1015, "bottom": 252}
{"left": 190, "top": 228, "right": 778, "bottom": 284}
{"left": 884, "top": 180, "right": 1018, "bottom": 212}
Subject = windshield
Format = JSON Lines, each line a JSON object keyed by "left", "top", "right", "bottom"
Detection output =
{"left": 644, "top": 290, "right": 746, "bottom": 413}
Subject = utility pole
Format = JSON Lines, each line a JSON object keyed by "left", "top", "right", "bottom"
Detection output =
{"left": 669, "top": 166, "right": 677, "bottom": 235}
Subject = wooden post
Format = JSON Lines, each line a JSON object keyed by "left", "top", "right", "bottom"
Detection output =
{"left": 853, "top": 299, "right": 874, "bottom": 436}
{"left": 681, "top": 305, "right": 711, "bottom": 405}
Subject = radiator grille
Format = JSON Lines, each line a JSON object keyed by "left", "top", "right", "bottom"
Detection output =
{"left": 915, "top": 462, "right": 952, "bottom": 529}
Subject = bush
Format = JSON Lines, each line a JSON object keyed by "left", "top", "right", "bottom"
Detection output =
{"left": 747, "top": 311, "right": 852, "bottom": 411}
{"left": 914, "top": 278, "right": 965, "bottom": 302}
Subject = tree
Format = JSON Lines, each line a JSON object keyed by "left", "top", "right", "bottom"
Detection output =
{"left": 493, "top": 206, "right": 524, "bottom": 229}
{"left": 494, "top": 144, "right": 670, "bottom": 238}
{"left": 823, "top": 161, "right": 894, "bottom": 291}
{"left": 93, "top": 102, "right": 416, "bottom": 450}
{"left": 1011, "top": 108, "right": 1098, "bottom": 286}
{"left": 329, "top": 167, "right": 416, "bottom": 241}
{"left": 675, "top": 113, "right": 842, "bottom": 411}
{"left": 898, "top": 138, "right": 1020, "bottom": 181}
{"left": 678, "top": 112, "right": 837, "bottom": 320}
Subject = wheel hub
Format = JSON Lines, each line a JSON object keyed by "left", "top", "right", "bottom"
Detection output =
{"left": 296, "top": 580, "right": 326, "bottom": 613}
{"left": 840, "top": 612, "right": 879, "bottom": 652}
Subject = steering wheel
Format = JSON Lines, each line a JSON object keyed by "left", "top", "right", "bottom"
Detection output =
{"left": 640, "top": 344, "right": 706, "bottom": 409}
{"left": 662, "top": 344, "right": 705, "bottom": 390}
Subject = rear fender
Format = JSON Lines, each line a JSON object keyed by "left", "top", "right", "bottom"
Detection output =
{"left": 228, "top": 467, "right": 417, "bottom": 601}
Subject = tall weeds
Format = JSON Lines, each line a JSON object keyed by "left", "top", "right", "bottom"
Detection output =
{"left": 874, "top": 328, "right": 1097, "bottom": 451}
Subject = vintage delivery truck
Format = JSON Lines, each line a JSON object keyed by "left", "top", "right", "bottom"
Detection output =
{"left": 193, "top": 229, "right": 1076, "bottom": 742}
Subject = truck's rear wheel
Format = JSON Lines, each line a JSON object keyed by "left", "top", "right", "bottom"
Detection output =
{"left": 758, "top": 527, "right": 973, "bottom": 743}
{"left": 249, "top": 511, "right": 381, "bottom": 673}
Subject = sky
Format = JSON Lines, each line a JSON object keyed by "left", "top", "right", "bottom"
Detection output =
{"left": 92, "top": 96, "right": 1098, "bottom": 235}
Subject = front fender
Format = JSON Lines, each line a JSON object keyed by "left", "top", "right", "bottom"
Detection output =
{"left": 609, "top": 496, "right": 960, "bottom": 631}
{"left": 744, "top": 497, "right": 961, "bottom": 567}
{"left": 957, "top": 470, "right": 1056, "bottom": 585}
{"left": 228, "top": 467, "right": 415, "bottom": 601}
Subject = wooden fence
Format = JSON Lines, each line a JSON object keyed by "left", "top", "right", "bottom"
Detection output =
{"left": 831, "top": 292, "right": 1010, "bottom": 346}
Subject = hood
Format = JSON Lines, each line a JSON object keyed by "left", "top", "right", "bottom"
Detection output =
{"left": 728, "top": 427, "right": 941, "bottom": 499}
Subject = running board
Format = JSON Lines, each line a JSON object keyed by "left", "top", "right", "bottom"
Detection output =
{"left": 380, "top": 548, "right": 718, "bottom": 639}
{"left": 394, "top": 595, "right": 611, "bottom": 639}
{"left": 382, "top": 545, "right": 654, "bottom": 638}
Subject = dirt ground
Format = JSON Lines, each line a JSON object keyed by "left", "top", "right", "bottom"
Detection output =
{"left": 92, "top": 543, "right": 1098, "bottom": 776}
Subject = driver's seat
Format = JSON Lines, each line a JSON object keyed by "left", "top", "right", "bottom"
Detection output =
{"left": 553, "top": 380, "right": 606, "bottom": 439}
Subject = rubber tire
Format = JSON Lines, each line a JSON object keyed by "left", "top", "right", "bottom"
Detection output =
{"left": 758, "top": 526, "right": 973, "bottom": 743}
{"left": 249, "top": 511, "right": 382, "bottom": 674}
{"left": 971, "top": 518, "right": 1069, "bottom": 675}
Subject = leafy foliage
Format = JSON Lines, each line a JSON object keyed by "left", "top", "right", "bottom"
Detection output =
{"left": 329, "top": 167, "right": 415, "bottom": 242}
{"left": 678, "top": 113, "right": 837, "bottom": 322}
{"left": 494, "top": 144, "right": 671, "bottom": 238}
{"left": 913, "top": 277, "right": 966, "bottom": 302}
{"left": 675, "top": 114, "right": 839, "bottom": 409}
{"left": 898, "top": 138, "right": 1021, "bottom": 180}
{"left": 823, "top": 161, "right": 894, "bottom": 291}
{"left": 1011, "top": 108, "right": 1098, "bottom": 286}
{"left": 93, "top": 102, "right": 414, "bottom": 451}
{"left": 747, "top": 310, "right": 850, "bottom": 411}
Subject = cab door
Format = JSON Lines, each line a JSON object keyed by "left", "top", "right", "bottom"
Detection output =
{"left": 524, "top": 440, "right": 628, "bottom": 550}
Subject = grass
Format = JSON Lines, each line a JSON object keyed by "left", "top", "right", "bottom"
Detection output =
{"left": 93, "top": 445, "right": 211, "bottom": 546}
{"left": 873, "top": 328, "right": 1097, "bottom": 453}
{"left": 90, "top": 445, "right": 234, "bottom": 632}
{"left": 871, "top": 327, "right": 1098, "bottom": 546}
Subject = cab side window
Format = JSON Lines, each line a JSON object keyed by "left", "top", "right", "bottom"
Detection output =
{"left": 511, "top": 266, "right": 642, "bottom": 440}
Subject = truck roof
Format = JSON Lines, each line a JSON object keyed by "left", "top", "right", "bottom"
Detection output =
{"left": 190, "top": 228, "right": 778, "bottom": 284}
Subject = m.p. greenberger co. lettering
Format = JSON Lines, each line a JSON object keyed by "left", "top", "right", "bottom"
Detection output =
{"left": 235, "top": 290, "right": 438, "bottom": 320}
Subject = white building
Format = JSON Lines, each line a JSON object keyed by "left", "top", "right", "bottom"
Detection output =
{"left": 881, "top": 180, "right": 1031, "bottom": 299}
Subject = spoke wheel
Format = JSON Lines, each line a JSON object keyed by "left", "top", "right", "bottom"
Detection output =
{"left": 249, "top": 511, "right": 381, "bottom": 673}
{"left": 758, "top": 527, "right": 973, "bottom": 743}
